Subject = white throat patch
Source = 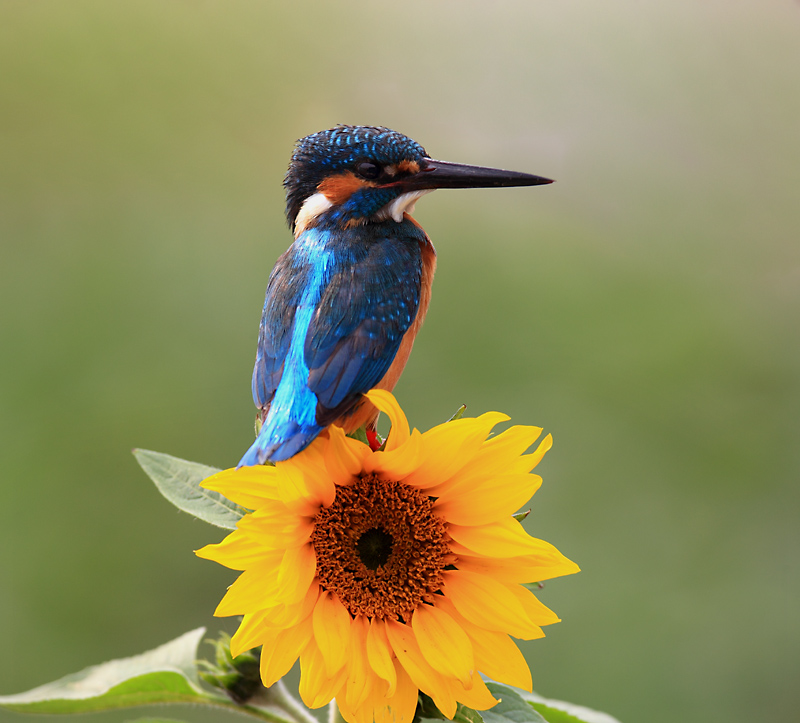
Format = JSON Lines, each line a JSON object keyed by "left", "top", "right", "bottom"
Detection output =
{"left": 294, "top": 192, "right": 333, "bottom": 237}
{"left": 375, "top": 189, "right": 434, "bottom": 223}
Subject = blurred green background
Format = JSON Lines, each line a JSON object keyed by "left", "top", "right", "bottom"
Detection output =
{"left": 1, "top": 1, "right": 798, "bottom": 722}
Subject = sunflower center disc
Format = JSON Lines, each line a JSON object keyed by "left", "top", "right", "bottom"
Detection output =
{"left": 312, "top": 473, "right": 450, "bottom": 620}
{"left": 356, "top": 527, "right": 394, "bottom": 570}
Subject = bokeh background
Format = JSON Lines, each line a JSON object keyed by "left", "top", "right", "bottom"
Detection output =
{"left": 1, "top": 2, "right": 798, "bottom": 722}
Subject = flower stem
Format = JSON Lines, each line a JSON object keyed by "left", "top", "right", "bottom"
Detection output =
{"left": 328, "top": 699, "right": 347, "bottom": 723}
{"left": 271, "top": 679, "right": 319, "bottom": 723}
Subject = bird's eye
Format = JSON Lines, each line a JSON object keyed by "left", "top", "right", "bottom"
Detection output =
{"left": 355, "top": 160, "right": 382, "bottom": 180}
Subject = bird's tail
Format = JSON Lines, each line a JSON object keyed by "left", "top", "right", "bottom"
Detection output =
{"left": 238, "top": 414, "right": 323, "bottom": 467}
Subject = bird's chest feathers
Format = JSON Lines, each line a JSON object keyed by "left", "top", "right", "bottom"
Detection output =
{"left": 285, "top": 225, "right": 429, "bottom": 331}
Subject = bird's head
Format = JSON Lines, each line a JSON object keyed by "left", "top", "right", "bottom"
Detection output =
{"left": 285, "top": 125, "right": 552, "bottom": 236}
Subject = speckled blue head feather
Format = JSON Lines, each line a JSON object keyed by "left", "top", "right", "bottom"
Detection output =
{"left": 284, "top": 125, "right": 428, "bottom": 230}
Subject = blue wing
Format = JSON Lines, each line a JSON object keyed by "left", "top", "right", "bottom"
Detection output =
{"left": 250, "top": 249, "right": 307, "bottom": 411}
{"left": 239, "top": 222, "right": 424, "bottom": 466}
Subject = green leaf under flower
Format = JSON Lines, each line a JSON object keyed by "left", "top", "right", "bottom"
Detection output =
{"left": 418, "top": 685, "right": 547, "bottom": 723}
{"left": 133, "top": 448, "right": 247, "bottom": 529}
{"left": 453, "top": 704, "right": 487, "bottom": 723}
{"left": 481, "top": 684, "right": 548, "bottom": 723}
{"left": 423, "top": 683, "right": 622, "bottom": 723}
{"left": 501, "top": 683, "right": 623, "bottom": 723}
{"left": 528, "top": 706, "right": 584, "bottom": 723}
{"left": 526, "top": 698, "right": 621, "bottom": 723}
{"left": 0, "top": 628, "right": 218, "bottom": 714}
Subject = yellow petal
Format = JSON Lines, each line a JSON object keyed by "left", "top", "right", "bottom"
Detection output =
{"left": 326, "top": 425, "right": 370, "bottom": 486}
{"left": 470, "top": 630, "right": 531, "bottom": 691}
{"left": 276, "top": 542, "right": 317, "bottom": 604}
{"left": 482, "top": 424, "right": 543, "bottom": 460}
{"left": 434, "top": 473, "right": 542, "bottom": 526}
{"left": 490, "top": 433, "right": 552, "bottom": 476}
{"left": 299, "top": 639, "right": 350, "bottom": 709}
{"left": 435, "top": 597, "right": 532, "bottom": 691}
{"left": 431, "top": 425, "right": 545, "bottom": 496}
{"left": 411, "top": 604, "right": 474, "bottom": 688}
{"left": 260, "top": 615, "right": 314, "bottom": 687}
{"left": 312, "top": 591, "right": 352, "bottom": 677}
{"left": 403, "top": 412, "right": 509, "bottom": 490}
{"left": 344, "top": 615, "right": 372, "bottom": 711}
{"left": 283, "top": 439, "right": 337, "bottom": 508}
{"left": 526, "top": 554, "right": 581, "bottom": 582}
{"left": 448, "top": 517, "right": 547, "bottom": 558}
{"left": 373, "top": 662, "right": 419, "bottom": 723}
{"left": 194, "top": 530, "right": 267, "bottom": 570}
{"left": 362, "top": 429, "right": 424, "bottom": 479}
{"left": 336, "top": 691, "right": 371, "bottom": 723}
{"left": 506, "top": 583, "right": 561, "bottom": 627}
{"left": 366, "top": 618, "right": 397, "bottom": 697}
{"left": 442, "top": 569, "right": 544, "bottom": 640}
{"left": 452, "top": 671, "right": 499, "bottom": 711}
{"left": 278, "top": 460, "right": 333, "bottom": 514}
{"left": 213, "top": 560, "right": 283, "bottom": 617}
{"left": 267, "top": 579, "right": 320, "bottom": 628}
{"left": 525, "top": 432, "right": 552, "bottom": 470}
{"left": 230, "top": 609, "right": 276, "bottom": 658}
{"left": 364, "top": 389, "right": 409, "bottom": 451}
{"left": 201, "top": 466, "right": 280, "bottom": 509}
{"left": 337, "top": 657, "right": 418, "bottom": 723}
{"left": 237, "top": 508, "right": 313, "bottom": 549}
{"left": 385, "top": 618, "right": 457, "bottom": 719}
{"left": 454, "top": 548, "right": 580, "bottom": 583}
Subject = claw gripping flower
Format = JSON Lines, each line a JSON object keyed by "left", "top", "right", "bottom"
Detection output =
{"left": 196, "top": 391, "right": 579, "bottom": 723}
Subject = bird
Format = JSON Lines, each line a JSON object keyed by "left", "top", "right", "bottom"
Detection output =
{"left": 239, "top": 125, "right": 552, "bottom": 466}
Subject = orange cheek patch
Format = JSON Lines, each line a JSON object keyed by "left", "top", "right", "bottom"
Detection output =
{"left": 318, "top": 172, "right": 375, "bottom": 205}
{"left": 396, "top": 160, "right": 420, "bottom": 174}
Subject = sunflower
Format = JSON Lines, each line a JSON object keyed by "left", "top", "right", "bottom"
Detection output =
{"left": 196, "top": 391, "right": 579, "bottom": 723}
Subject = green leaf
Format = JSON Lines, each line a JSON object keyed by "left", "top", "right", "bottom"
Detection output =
{"left": 133, "top": 448, "right": 248, "bottom": 529}
{"left": 0, "top": 628, "right": 224, "bottom": 714}
{"left": 417, "top": 692, "right": 446, "bottom": 720}
{"left": 453, "top": 704, "right": 485, "bottom": 723}
{"left": 481, "top": 684, "right": 548, "bottom": 723}
{"left": 498, "top": 684, "right": 623, "bottom": 723}
{"left": 529, "top": 705, "right": 585, "bottom": 723}
{"left": 420, "top": 685, "right": 605, "bottom": 723}
{"left": 528, "top": 699, "right": 621, "bottom": 723}
{"left": 512, "top": 510, "right": 531, "bottom": 523}
{"left": 124, "top": 718, "right": 190, "bottom": 723}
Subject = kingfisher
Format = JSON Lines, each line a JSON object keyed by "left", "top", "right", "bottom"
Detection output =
{"left": 239, "top": 125, "right": 552, "bottom": 466}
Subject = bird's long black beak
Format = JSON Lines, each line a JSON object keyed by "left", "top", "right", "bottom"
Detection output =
{"left": 404, "top": 158, "right": 553, "bottom": 190}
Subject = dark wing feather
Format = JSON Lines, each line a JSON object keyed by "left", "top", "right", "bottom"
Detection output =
{"left": 251, "top": 248, "right": 309, "bottom": 409}
{"left": 304, "top": 237, "right": 421, "bottom": 424}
